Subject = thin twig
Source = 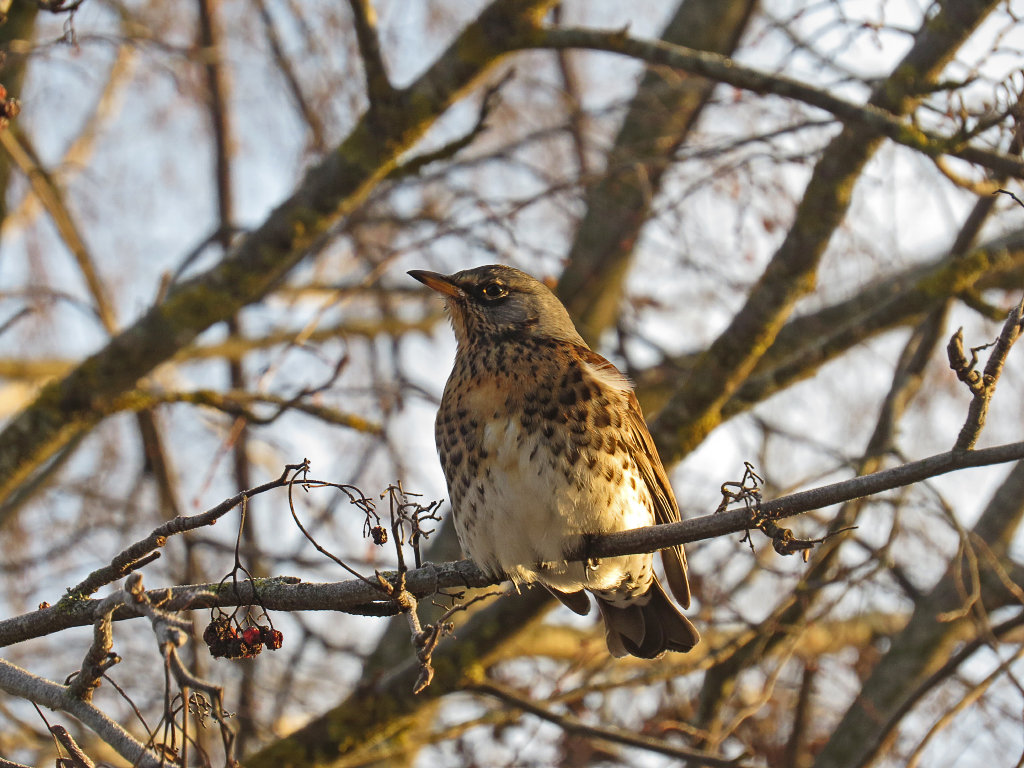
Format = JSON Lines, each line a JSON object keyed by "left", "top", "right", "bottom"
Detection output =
{"left": 66, "top": 596, "right": 119, "bottom": 701}
{"left": 49, "top": 725, "right": 96, "bottom": 768}
{"left": 861, "top": 610, "right": 1024, "bottom": 764}
{"left": 385, "top": 68, "right": 512, "bottom": 181}
{"left": 470, "top": 681, "right": 752, "bottom": 767}
{"left": 126, "top": 573, "right": 236, "bottom": 763}
{"left": 254, "top": 0, "right": 327, "bottom": 151}
{"left": 64, "top": 461, "right": 308, "bottom": 601}
{"left": 524, "top": 27, "right": 1024, "bottom": 179}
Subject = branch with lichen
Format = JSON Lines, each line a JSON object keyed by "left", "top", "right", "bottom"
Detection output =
{"left": 637, "top": 0, "right": 1003, "bottom": 464}
{"left": 4, "top": 440, "right": 1024, "bottom": 651}
{"left": 0, "top": 0, "right": 559, "bottom": 514}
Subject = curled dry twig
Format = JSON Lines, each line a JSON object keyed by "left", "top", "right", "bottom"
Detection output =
{"left": 720, "top": 462, "right": 854, "bottom": 560}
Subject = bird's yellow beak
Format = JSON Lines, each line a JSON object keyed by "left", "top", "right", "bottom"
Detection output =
{"left": 408, "top": 270, "right": 463, "bottom": 299}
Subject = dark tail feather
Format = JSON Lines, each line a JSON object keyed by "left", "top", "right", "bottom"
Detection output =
{"left": 661, "top": 545, "right": 692, "bottom": 608}
{"left": 544, "top": 585, "right": 592, "bottom": 616}
{"left": 597, "top": 578, "right": 699, "bottom": 659}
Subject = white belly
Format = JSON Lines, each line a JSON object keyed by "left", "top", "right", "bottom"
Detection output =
{"left": 453, "top": 415, "right": 655, "bottom": 597}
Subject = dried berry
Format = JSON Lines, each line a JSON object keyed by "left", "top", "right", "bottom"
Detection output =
{"left": 371, "top": 525, "right": 388, "bottom": 545}
{"left": 203, "top": 617, "right": 239, "bottom": 659}
{"left": 261, "top": 627, "right": 284, "bottom": 650}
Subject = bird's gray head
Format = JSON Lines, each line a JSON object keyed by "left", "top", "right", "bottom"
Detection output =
{"left": 409, "top": 264, "right": 586, "bottom": 348}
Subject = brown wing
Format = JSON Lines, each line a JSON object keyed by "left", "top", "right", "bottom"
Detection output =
{"left": 623, "top": 392, "right": 691, "bottom": 608}
{"left": 576, "top": 347, "right": 692, "bottom": 609}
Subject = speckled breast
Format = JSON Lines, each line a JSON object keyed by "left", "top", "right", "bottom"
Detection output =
{"left": 435, "top": 337, "right": 657, "bottom": 599}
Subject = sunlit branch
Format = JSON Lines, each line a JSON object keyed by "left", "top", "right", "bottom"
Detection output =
{"left": 3, "top": 442, "right": 1023, "bottom": 648}
{"left": 0, "top": 657, "right": 162, "bottom": 768}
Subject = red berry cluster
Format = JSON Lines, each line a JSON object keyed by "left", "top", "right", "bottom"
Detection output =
{"left": 0, "top": 84, "right": 19, "bottom": 129}
{"left": 203, "top": 617, "right": 284, "bottom": 659}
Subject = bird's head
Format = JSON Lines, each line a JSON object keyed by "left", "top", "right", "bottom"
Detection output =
{"left": 409, "top": 264, "right": 586, "bottom": 348}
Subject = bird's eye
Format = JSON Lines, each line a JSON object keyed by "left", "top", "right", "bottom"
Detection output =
{"left": 479, "top": 282, "right": 508, "bottom": 301}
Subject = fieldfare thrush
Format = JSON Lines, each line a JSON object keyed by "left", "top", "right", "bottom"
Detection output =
{"left": 410, "top": 264, "right": 699, "bottom": 658}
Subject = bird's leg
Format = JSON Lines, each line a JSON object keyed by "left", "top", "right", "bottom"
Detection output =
{"left": 563, "top": 533, "right": 600, "bottom": 569}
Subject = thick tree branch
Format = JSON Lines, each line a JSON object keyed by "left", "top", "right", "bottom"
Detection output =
{"left": 552, "top": 0, "right": 758, "bottom": 345}
{"left": 0, "top": 0, "right": 558, "bottom": 516}
{"left": 633, "top": 228, "right": 1024, "bottom": 421}
{"left": 642, "top": 0, "right": 1002, "bottom": 464}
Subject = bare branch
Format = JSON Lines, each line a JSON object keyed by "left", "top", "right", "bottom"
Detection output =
{"left": 950, "top": 298, "right": 1024, "bottom": 450}
{"left": 0, "top": 658, "right": 163, "bottom": 768}
{"left": 254, "top": 0, "right": 327, "bottom": 152}
{"left": 587, "top": 441, "right": 1024, "bottom": 560}
{"left": 346, "top": 0, "right": 395, "bottom": 107}
{"left": 522, "top": 26, "right": 1024, "bottom": 180}
{"left": 123, "top": 573, "right": 236, "bottom": 762}
{"left": 3, "top": 442, "right": 1023, "bottom": 649}
{"left": 470, "top": 680, "right": 752, "bottom": 767}
{"left": 63, "top": 461, "right": 308, "bottom": 601}
{"left": 0, "top": 128, "right": 117, "bottom": 333}
{"left": 49, "top": 725, "right": 96, "bottom": 768}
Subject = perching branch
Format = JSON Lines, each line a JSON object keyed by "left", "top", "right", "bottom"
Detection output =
{"left": 586, "top": 441, "right": 1024, "bottom": 561}
{"left": 4, "top": 441, "right": 1024, "bottom": 649}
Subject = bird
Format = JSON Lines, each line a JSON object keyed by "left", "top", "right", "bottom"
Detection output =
{"left": 409, "top": 264, "right": 699, "bottom": 658}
